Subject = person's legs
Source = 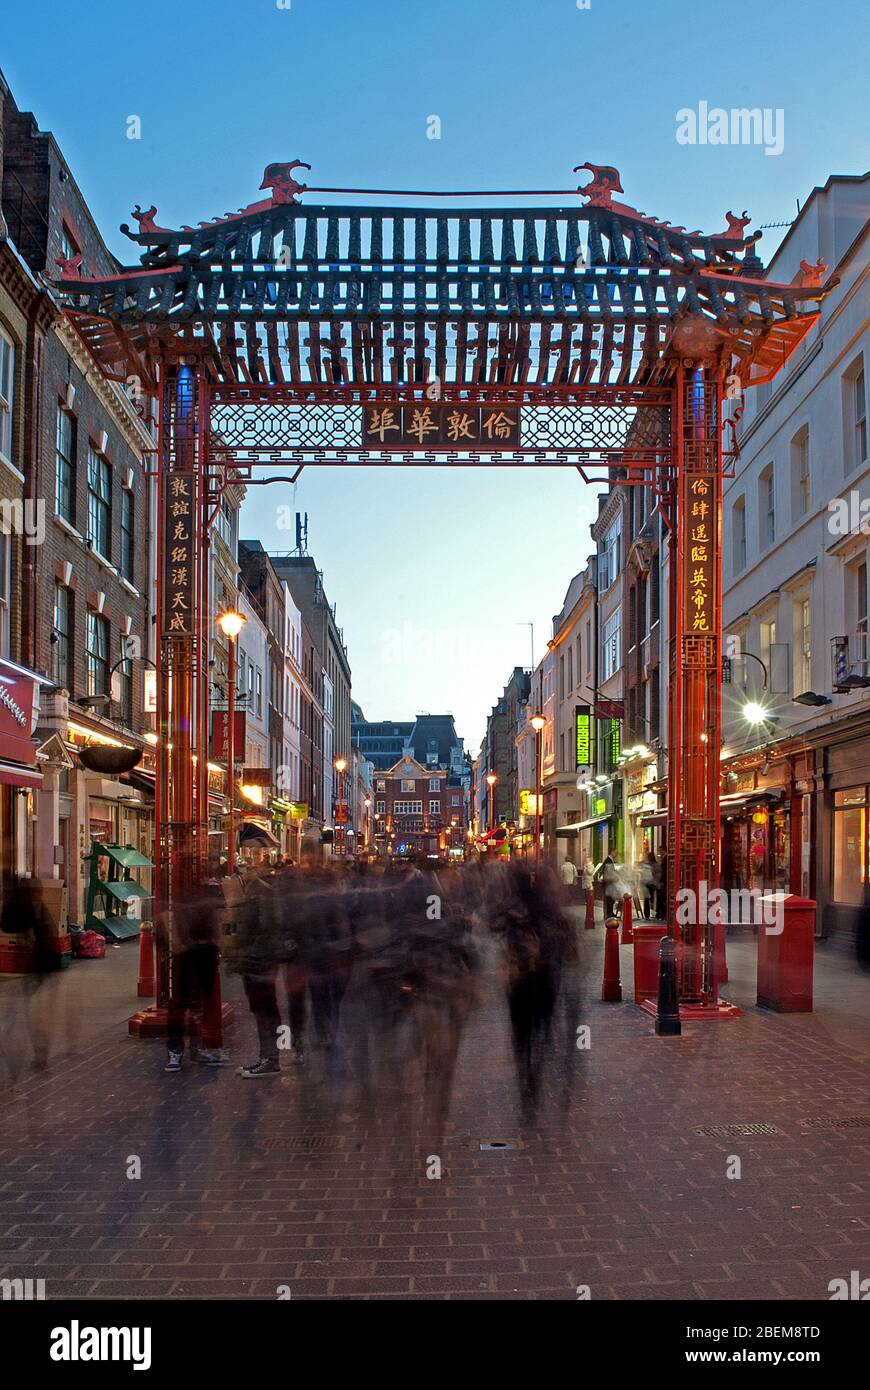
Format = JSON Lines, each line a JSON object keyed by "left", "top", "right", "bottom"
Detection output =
{"left": 166, "top": 952, "right": 192, "bottom": 1065}
{"left": 242, "top": 969, "right": 281, "bottom": 1062}
{"left": 282, "top": 961, "right": 307, "bottom": 1057}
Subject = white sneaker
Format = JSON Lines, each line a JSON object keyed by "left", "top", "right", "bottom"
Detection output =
{"left": 164, "top": 1050, "right": 183, "bottom": 1073}
{"left": 198, "top": 1048, "right": 230, "bottom": 1066}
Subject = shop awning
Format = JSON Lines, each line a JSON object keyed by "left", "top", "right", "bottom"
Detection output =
{"left": 0, "top": 760, "right": 42, "bottom": 789}
{"left": 557, "top": 813, "right": 609, "bottom": 835}
{"left": 639, "top": 810, "right": 668, "bottom": 827}
{"left": 720, "top": 786, "right": 786, "bottom": 816}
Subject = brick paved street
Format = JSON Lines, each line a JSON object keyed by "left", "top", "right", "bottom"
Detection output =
{"left": 2, "top": 922, "right": 870, "bottom": 1301}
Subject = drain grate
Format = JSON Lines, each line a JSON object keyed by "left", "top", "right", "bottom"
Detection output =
{"left": 695, "top": 1122, "right": 782, "bottom": 1137}
{"left": 479, "top": 1141, "right": 517, "bottom": 1151}
{"left": 801, "top": 1115, "right": 870, "bottom": 1131}
{"left": 281, "top": 1136, "right": 344, "bottom": 1152}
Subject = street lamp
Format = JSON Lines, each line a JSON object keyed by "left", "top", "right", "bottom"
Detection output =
{"left": 364, "top": 796, "right": 372, "bottom": 850}
{"left": 334, "top": 756, "right": 347, "bottom": 855}
{"left": 486, "top": 772, "right": 497, "bottom": 831}
{"left": 216, "top": 608, "right": 246, "bottom": 871}
{"left": 531, "top": 711, "right": 545, "bottom": 867}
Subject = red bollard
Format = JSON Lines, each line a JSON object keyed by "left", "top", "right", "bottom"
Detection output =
{"left": 584, "top": 888, "right": 595, "bottom": 930}
{"left": 601, "top": 916, "right": 623, "bottom": 1002}
{"left": 136, "top": 921, "right": 155, "bottom": 998}
{"left": 621, "top": 893, "right": 634, "bottom": 945}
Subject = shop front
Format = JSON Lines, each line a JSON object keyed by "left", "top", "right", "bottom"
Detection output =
{"left": 819, "top": 727, "right": 870, "bottom": 945}
{"left": 0, "top": 658, "right": 45, "bottom": 883}
{"left": 719, "top": 745, "right": 814, "bottom": 906}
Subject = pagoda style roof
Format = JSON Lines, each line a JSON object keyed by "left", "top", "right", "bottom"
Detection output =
{"left": 51, "top": 162, "right": 830, "bottom": 392}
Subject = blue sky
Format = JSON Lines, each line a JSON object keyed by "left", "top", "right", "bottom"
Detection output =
{"left": 3, "top": 0, "right": 867, "bottom": 747}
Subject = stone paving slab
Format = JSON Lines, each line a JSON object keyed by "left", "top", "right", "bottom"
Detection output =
{"left": 1, "top": 926, "right": 869, "bottom": 1300}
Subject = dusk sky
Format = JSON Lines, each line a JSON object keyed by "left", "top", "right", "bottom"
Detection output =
{"left": 3, "top": 0, "right": 867, "bottom": 748}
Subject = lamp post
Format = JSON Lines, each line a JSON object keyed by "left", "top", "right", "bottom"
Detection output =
{"left": 364, "top": 796, "right": 371, "bottom": 851}
{"left": 486, "top": 772, "right": 497, "bottom": 832}
{"left": 335, "top": 756, "right": 347, "bottom": 856}
{"left": 216, "top": 609, "right": 246, "bottom": 872}
{"left": 531, "top": 712, "right": 545, "bottom": 868}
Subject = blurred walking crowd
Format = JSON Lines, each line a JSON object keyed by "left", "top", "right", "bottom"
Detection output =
{"left": 164, "top": 853, "right": 583, "bottom": 1132}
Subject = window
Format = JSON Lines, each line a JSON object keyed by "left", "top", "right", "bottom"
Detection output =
{"left": 428, "top": 777, "right": 439, "bottom": 791}
{"left": 790, "top": 426, "right": 810, "bottom": 520}
{"left": 833, "top": 787, "right": 869, "bottom": 905}
{"left": 793, "top": 595, "right": 811, "bottom": 693}
{"left": 429, "top": 799, "right": 440, "bottom": 815}
{"left": 0, "top": 531, "right": 9, "bottom": 657}
{"left": 86, "top": 447, "right": 111, "bottom": 558}
{"left": 256, "top": 669, "right": 262, "bottom": 717}
{"left": 376, "top": 779, "right": 386, "bottom": 793}
{"left": 375, "top": 800, "right": 385, "bottom": 815}
{"left": 53, "top": 584, "right": 71, "bottom": 689}
{"left": 56, "top": 407, "right": 76, "bottom": 523}
{"left": 732, "top": 496, "right": 747, "bottom": 574}
{"left": 394, "top": 799, "right": 423, "bottom": 815}
{"left": 566, "top": 646, "right": 573, "bottom": 693}
{"left": 120, "top": 488, "right": 134, "bottom": 580}
{"left": 844, "top": 357, "right": 868, "bottom": 473}
{"left": 856, "top": 560, "right": 868, "bottom": 669}
{"left": 601, "top": 608, "right": 621, "bottom": 681}
{"left": 760, "top": 616, "right": 777, "bottom": 676}
{"left": 450, "top": 794, "right": 460, "bottom": 806}
{"left": 118, "top": 649, "right": 133, "bottom": 725}
{"left": 559, "top": 654, "right": 565, "bottom": 700}
{"left": 86, "top": 610, "right": 109, "bottom": 696}
{"left": 401, "top": 778, "right": 415, "bottom": 793}
{"left": 759, "top": 465, "right": 775, "bottom": 546}
{"left": 0, "top": 327, "right": 13, "bottom": 461}
{"left": 60, "top": 225, "right": 79, "bottom": 266}
{"left": 599, "top": 516, "right": 621, "bottom": 590}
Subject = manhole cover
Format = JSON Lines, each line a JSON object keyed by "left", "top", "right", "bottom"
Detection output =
{"left": 479, "top": 1141, "right": 517, "bottom": 1151}
{"left": 695, "top": 1123, "right": 782, "bottom": 1137}
{"left": 801, "top": 1116, "right": 870, "bottom": 1131}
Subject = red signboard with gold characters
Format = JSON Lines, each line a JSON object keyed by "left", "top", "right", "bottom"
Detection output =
{"left": 683, "top": 474, "right": 717, "bottom": 634}
{"left": 363, "top": 403, "right": 521, "bottom": 450}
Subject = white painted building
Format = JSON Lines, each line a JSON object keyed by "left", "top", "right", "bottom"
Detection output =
{"left": 722, "top": 170, "right": 870, "bottom": 940}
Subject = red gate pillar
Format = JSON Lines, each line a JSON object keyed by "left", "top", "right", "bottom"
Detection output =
{"left": 651, "top": 359, "right": 739, "bottom": 1023}
{"left": 130, "top": 363, "right": 205, "bottom": 1036}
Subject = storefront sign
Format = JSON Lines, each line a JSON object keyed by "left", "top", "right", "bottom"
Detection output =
{"left": 210, "top": 710, "right": 246, "bottom": 762}
{"left": 161, "top": 471, "right": 196, "bottom": 637}
{"left": 575, "top": 705, "right": 591, "bottom": 768}
{"left": 607, "top": 718, "right": 621, "bottom": 765}
{"left": 362, "top": 403, "right": 520, "bottom": 450}
{"left": 0, "top": 661, "right": 36, "bottom": 765}
{"left": 143, "top": 669, "right": 157, "bottom": 715}
{"left": 240, "top": 766, "right": 271, "bottom": 786}
{"left": 288, "top": 801, "right": 309, "bottom": 821}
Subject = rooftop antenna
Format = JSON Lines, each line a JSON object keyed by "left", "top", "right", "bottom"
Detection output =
{"left": 517, "top": 621, "right": 534, "bottom": 671}
{"left": 295, "top": 511, "right": 309, "bottom": 556}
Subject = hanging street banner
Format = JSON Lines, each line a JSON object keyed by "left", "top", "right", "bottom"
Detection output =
{"left": 162, "top": 472, "right": 196, "bottom": 637}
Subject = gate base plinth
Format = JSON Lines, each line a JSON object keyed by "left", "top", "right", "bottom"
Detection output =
{"left": 639, "top": 998, "right": 741, "bottom": 1022}
{"left": 128, "top": 1003, "right": 235, "bottom": 1038}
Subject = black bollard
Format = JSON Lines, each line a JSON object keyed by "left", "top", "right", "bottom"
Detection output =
{"left": 654, "top": 934, "right": 681, "bottom": 1036}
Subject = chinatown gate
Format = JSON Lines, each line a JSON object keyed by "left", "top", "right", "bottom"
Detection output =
{"left": 54, "top": 160, "right": 827, "bottom": 1024}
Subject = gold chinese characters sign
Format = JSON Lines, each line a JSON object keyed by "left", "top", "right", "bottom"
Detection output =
{"left": 683, "top": 475, "right": 717, "bottom": 634}
{"left": 162, "top": 472, "right": 196, "bottom": 637}
{"left": 362, "top": 403, "right": 521, "bottom": 450}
